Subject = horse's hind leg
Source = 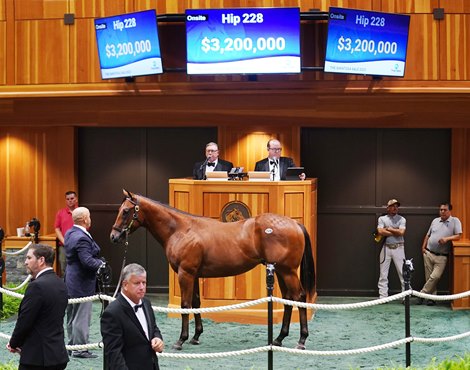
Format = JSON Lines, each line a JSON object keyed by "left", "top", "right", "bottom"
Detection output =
{"left": 297, "top": 305, "right": 309, "bottom": 350}
{"left": 273, "top": 275, "right": 292, "bottom": 346}
{"left": 274, "top": 272, "right": 309, "bottom": 349}
{"left": 190, "top": 278, "right": 203, "bottom": 345}
{"left": 273, "top": 304, "right": 293, "bottom": 347}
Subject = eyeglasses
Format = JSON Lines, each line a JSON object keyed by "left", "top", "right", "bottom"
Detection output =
{"left": 439, "top": 209, "right": 449, "bottom": 212}
{"left": 269, "top": 148, "right": 282, "bottom": 152}
{"left": 205, "top": 149, "right": 218, "bottom": 153}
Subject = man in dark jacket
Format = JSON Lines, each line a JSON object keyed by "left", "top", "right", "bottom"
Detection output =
{"left": 64, "top": 206, "right": 104, "bottom": 358}
{"left": 193, "top": 142, "right": 233, "bottom": 180}
{"left": 254, "top": 138, "right": 305, "bottom": 181}
{"left": 8, "top": 244, "right": 69, "bottom": 370}
{"left": 101, "top": 263, "right": 164, "bottom": 370}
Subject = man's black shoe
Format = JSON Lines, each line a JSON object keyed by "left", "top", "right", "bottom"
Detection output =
{"left": 72, "top": 352, "right": 98, "bottom": 359}
{"left": 426, "top": 300, "right": 436, "bottom": 306}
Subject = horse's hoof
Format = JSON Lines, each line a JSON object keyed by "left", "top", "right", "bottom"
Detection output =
{"left": 189, "top": 338, "right": 200, "bottom": 345}
{"left": 295, "top": 343, "right": 306, "bottom": 350}
{"left": 172, "top": 343, "right": 183, "bottom": 351}
{"left": 272, "top": 339, "right": 282, "bottom": 347}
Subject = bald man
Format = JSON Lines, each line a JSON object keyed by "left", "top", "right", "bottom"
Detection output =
{"left": 64, "top": 207, "right": 104, "bottom": 359}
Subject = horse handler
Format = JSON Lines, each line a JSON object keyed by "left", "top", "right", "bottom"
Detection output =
{"left": 101, "top": 263, "right": 164, "bottom": 370}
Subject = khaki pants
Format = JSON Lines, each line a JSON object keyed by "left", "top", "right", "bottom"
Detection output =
{"left": 421, "top": 250, "right": 448, "bottom": 295}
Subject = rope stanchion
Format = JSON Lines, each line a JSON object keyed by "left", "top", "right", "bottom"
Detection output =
{"left": 403, "top": 259, "right": 414, "bottom": 367}
{"left": 266, "top": 263, "right": 275, "bottom": 370}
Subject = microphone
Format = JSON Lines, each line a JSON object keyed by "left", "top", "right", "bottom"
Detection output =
{"left": 270, "top": 159, "right": 278, "bottom": 181}
{"left": 200, "top": 156, "right": 210, "bottom": 170}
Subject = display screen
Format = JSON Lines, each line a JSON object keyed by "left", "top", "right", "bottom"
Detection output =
{"left": 94, "top": 9, "right": 163, "bottom": 79}
{"left": 185, "top": 7, "right": 301, "bottom": 75}
{"left": 324, "top": 7, "right": 410, "bottom": 77}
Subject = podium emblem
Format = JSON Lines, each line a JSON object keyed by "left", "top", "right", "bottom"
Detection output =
{"left": 220, "top": 201, "right": 251, "bottom": 222}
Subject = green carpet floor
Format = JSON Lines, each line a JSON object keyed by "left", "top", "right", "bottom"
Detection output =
{"left": 1, "top": 295, "right": 469, "bottom": 369}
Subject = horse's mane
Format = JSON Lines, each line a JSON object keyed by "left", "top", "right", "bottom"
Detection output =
{"left": 135, "top": 194, "right": 204, "bottom": 219}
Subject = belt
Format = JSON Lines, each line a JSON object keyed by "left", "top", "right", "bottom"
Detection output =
{"left": 385, "top": 243, "right": 404, "bottom": 249}
{"left": 425, "top": 247, "right": 448, "bottom": 257}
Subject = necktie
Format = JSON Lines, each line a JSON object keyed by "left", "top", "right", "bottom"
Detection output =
{"left": 134, "top": 303, "right": 143, "bottom": 312}
{"left": 207, "top": 162, "right": 215, "bottom": 167}
{"left": 270, "top": 160, "right": 278, "bottom": 166}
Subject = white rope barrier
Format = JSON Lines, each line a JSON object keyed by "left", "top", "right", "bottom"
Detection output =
{"left": 0, "top": 286, "right": 25, "bottom": 299}
{"left": 2, "top": 287, "right": 470, "bottom": 312}
{"left": 0, "top": 275, "right": 32, "bottom": 292}
{"left": 1, "top": 287, "right": 470, "bottom": 359}
{"left": 2, "top": 241, "right": 32, "bottom": 256}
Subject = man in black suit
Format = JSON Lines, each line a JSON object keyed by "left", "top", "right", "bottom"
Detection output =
{"left": 64, "top": 206, "right": 104, "bottom": 359}
{"left": 7, "top": 244, "right": 69, "bottom": 370}
{"left": 254, "top": 138, "right": 306, "bottom": 181}
{"left": 193, "top": 142, "right": 233, "bottom": 180}
{"left": 101, "top": 263, "right": 164, "bottom": 370}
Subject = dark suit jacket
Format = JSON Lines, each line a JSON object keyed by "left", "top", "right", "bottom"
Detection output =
{"left": 64, "top": 225, "right": 103, "bottom": 297}
{"left": 193, "top": 158, "right": 233, "bottom": 180}
{"left": 254, "top": 156, "right": 296, "bottom": 180}
{"left": 10, "top": 269, "right": 69, "bottom": 367}
{"left": 101, "top": 294, "right": 163, "bottom": 370}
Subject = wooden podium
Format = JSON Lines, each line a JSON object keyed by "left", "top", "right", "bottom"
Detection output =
{"left": 168, "top": 178, "right": 317, "bottom": 324}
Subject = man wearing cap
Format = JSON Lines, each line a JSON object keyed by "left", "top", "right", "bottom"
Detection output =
{"left": 417, "top": 202, "right": 462, "bottom": 306}
{"left": 377, "top": 199, "right": 406, "bottom": 298}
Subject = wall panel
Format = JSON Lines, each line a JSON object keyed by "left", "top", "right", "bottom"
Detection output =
{"left": 440, "top": 14, "right": 470, "bottom": 80}
{"left": 0, "top": 126, "right": 76, "bottom": 237}
{"left": 70, "top": 18, "right": 102, "bottom": 83}
{"left": 404, "top": 14, "right": 439, "bottom": 80}
{"left": 0, "top": 0, "right": 5, "bottom": 20}
{"left": 451, "top": 128, "right": 469, "bottom": 240}
{"left": 14, "top": 0, "right": 67, "bottom": 20}
{"left": 380, "top": 0, "right": 436, "bottom": 13}
{"left": 220, "top": 126, "right": 299, "bottom": 173}
{"left": 0, "top": 21, "right": 5, "bottom": 84}
{"left": 444, "top": 1, "right": 470, "bottom": 14}
{"left": 72, "top": 0, "right": 132, "bottom": 19}
{"left": 15, "top": 20, "right": 69, "bottom": 84}
{"left": 311, "top": 0, "right": 375, "bottom": 12}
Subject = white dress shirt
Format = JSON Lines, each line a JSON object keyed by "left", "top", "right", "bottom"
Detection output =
{"left": 121, "top": 293, "right": 149, "bottom": 340}
{"left": 268, "top": 158, "right": 280, "bottom": 181}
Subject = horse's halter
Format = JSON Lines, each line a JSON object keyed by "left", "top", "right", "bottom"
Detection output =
{"left": 112, "top": 197, "right": 140, "bottom": 243}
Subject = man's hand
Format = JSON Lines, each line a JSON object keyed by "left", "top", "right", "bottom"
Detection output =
{"left": 6, "top": 343, "right": 21, "bottom": 354}
{"left": 151, "top": 337, "right": 164, "bottom": 353}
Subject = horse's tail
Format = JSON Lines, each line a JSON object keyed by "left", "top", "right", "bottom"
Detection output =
{"left": 299, "top": 223, "right": 316, "bottom": 298}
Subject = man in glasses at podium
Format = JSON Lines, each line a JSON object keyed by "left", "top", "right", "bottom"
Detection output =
{"left": 254, "top": 139, "right": 305, "bottom": 181}
{"left": 193, "top": 142, "right": 233, "bottom": 180}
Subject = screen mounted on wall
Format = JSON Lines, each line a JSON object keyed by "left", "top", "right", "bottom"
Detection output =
{"left": 324, "top": 7, "right": 410, "bottom": 77}
{"left": 94, "top": 9, "right": 163, "bottom": 79}
{"left": 185, "top": 7, "right": 301, "bottom": 75}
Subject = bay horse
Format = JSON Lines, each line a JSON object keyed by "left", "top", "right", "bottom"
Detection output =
{"left": 110, "top": 189, "right": 315, "bottom": 350}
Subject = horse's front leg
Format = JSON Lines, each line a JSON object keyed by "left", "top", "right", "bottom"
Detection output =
{"left": 173, "top": 270, "right": 195, "bottom": 350}
{"left": 189, "top": 277, "right": 203, "bottom": 345}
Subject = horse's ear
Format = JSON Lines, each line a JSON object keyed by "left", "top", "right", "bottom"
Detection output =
{"left": 123, "top": 189, "right": 134, "bottom": 199}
